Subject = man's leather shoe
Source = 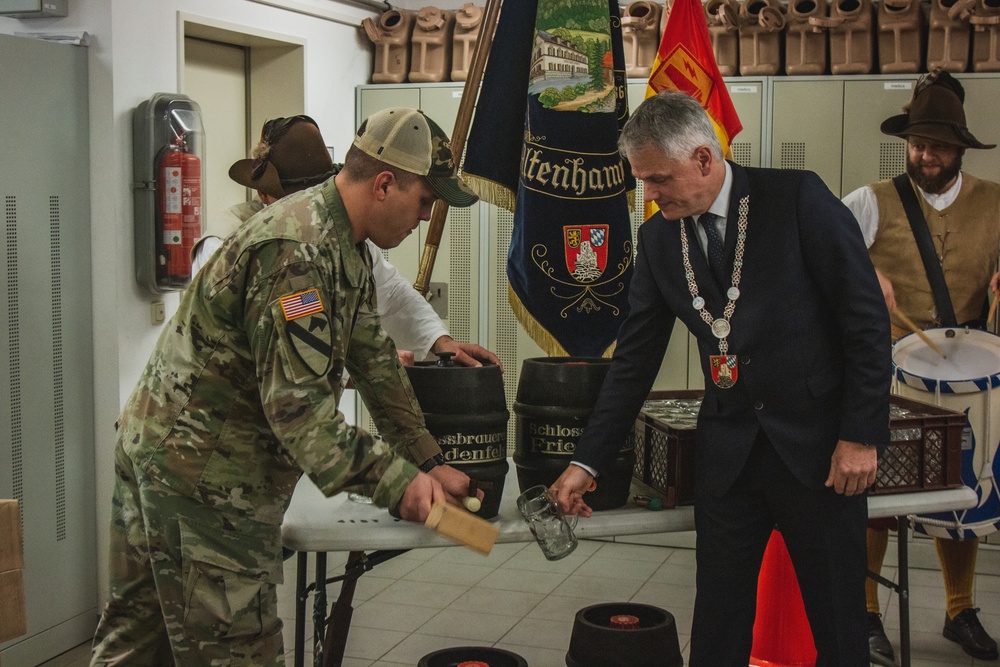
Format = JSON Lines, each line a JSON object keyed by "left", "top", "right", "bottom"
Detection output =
{"left": 943, "top": 607, "right": 999, "bottom": 660}
{"left": 868, "top": 612, "right": 895, "bottom": 661}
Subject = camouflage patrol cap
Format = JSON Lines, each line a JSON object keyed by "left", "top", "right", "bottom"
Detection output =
{"left": 353, "top": 108, "right": 479, "bottom": 208}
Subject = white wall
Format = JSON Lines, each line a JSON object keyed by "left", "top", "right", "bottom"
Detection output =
{"left": 0, "top": 0, "right": 388, "bottom": 606}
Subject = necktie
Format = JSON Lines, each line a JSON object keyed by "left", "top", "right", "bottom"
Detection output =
{"left": 698, "top": 213, "right": 727, "bottom": 287}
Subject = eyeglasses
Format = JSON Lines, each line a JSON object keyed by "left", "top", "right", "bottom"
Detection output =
{"left": 250, "top": 115, "right": 318, "bottom": 180}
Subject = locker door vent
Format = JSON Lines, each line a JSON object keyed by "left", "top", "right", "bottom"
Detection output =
{"left": 495, "top": 206, "right": 518, "bottom": 452}
{"left": 6, "top": 196, "right": 24, "bottom": 517}
{"left": 630, "top": 180, "right": 646, "bottom": 247}
{"left": 50, "top": 196, "right": 67, "bottom": 541}
{"left": 732, "top": 142, "right": 752, "bottom": 167}
{"left": 448, "top": 206, "right": 472, "bottom": 343}
{"left": 780, "top": 142, "right": 806, "bottom": 170}
{"left": 879, "top": 142, "right": 906, "bottom": 181}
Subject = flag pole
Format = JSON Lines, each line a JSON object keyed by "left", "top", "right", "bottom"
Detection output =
{"left": 413, "top": 0, "right": 503, "bottom": 297}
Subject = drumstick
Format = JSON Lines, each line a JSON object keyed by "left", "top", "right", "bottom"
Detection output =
{"left": 988, "top": 288, "right": 999, "bottom": 330}
{"left": 891, "top": 308, "right": 946, "bottom": 359}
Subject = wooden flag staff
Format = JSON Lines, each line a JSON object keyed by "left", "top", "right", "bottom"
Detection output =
{"left": 413, "top": 0, "right": 503, "bottom": 297}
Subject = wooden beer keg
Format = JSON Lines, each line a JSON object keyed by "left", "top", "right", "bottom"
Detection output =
{"left": 406, "top": 352, "right": 509, "bottom": 518}
{"left": 512, "top": 357, "right": 635, "bottom": 511}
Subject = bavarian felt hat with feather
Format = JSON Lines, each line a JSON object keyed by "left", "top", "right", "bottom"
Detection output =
{"left": 880, "top": 69, "right": 995, "bottom": 150}
{"left": 228, "top": 116, "right": 337, "bottom": 199}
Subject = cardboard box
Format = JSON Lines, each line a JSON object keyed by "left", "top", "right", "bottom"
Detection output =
{"left": 0, "top": 568, "right": 27, "bottom": 642}
{"left": 0, "top": 500, "right": 27, "bottom": 643}
{"left": 1, "top": 500, "right": 24, "bottom": 573}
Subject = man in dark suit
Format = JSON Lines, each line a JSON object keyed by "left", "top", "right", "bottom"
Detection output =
{"left": 551, "top": 90, "right": 891, "bottom": 666}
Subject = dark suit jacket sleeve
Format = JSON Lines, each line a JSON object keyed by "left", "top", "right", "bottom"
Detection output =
{"left": 572, "top": 219, "right": 678, "bottom": 475}
{"left": 796, "top": 171, "right": 892, "bottom": 451}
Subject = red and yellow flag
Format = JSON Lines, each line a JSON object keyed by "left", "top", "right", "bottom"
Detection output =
{"left": 644, "top": 0, "right": 742, "bottom": 216}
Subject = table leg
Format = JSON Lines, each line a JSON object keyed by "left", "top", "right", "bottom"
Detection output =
{"left": 294, "top": 551, "right": 307, "bottom": 667}
{"left": 321, "top": 550, "right": 365, "bottom": 667}
{"left": 313, "top": 553, "right": 327, "bottom": 667}
{"left": 898, "top": 517, "right": 910, "bottom": 667}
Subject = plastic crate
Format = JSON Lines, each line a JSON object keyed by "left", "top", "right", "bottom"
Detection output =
{"left": 629, "top": 390, "right": 700, "bottom": 509}
{"left": 631, "top": 391, "right": 965, "bottom": 507}
{"left": 873, "top": 394, "right": 965, "bottom": 495}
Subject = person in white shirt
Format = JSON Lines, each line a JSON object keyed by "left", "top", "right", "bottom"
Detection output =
{"left": 842, "top": 69, "right": 1000, "bottom": 663}
{"left": 193, "top": 114, "right": 499, "bottom": 369}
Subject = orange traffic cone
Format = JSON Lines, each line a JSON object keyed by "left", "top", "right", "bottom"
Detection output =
{"left": 750, "top": 530, "right": 817, "bottom": 667}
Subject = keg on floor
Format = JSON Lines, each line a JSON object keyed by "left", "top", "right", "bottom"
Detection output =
{"left": 566, "top": 602, "right": 683, "bottom": 667}
{"left": 419, "top": 646, "right": 528, "bottom": 667}
{"left": 406, "top": 353, "right": 509, "bottom": 518}
{"left": 513, "top": 357, "right": 635, "bottom": 511}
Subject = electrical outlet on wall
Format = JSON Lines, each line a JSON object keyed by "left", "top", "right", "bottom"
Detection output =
{"left": 427, "top": 282, "right": 448, "bottom": 320}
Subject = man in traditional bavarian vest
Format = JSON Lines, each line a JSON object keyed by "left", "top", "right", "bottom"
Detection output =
{"left": 843, "top": 69, "right": 1000, "bottom": 662}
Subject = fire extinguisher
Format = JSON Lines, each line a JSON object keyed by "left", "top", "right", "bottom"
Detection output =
{"left": 156, "top": 134, "right": 201, "bottom": 285}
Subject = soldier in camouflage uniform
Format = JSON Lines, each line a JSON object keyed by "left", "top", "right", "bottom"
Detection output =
{"left": 90, "top": 108, "right": 480, "bottom": 666}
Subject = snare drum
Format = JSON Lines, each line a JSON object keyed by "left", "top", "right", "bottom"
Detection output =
{"left": 892, "top": 327, "right": 1000, "bottom": 539}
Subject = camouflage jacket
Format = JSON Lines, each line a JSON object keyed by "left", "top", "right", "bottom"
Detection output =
{"left": 120, "top": 176, "right": 439, "bottom": 525}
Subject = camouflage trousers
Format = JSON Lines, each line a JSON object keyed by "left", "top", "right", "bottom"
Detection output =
{"left": 90, "top": 443, "right": 285, "bottom": 666}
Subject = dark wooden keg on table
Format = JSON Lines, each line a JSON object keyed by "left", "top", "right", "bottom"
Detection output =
{"left": 513, "top": 357, "right": 635, "bottom": 511}
{"left": 405, "top": 352, "right": 509, "bottom": 518}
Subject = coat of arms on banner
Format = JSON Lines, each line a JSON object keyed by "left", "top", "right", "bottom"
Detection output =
{"left": 564, "top": 225, "right": 608, "bottom": 282}
{"left": 461, "top": 0, "right": 635, "bottom": 356}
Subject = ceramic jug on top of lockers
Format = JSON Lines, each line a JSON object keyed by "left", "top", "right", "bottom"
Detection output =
{"left": 927, "top": 0, "right": 973, "bottom": 71}
{"left": 363, "top": 8, "right": 416, "bottom": 84}
{"left": 970, "top": 0, "right": 1000, "bottom": 71}
{"left": 409, "top": 6, "right": 455, "bottom": 83}
{"left": 706, "top": 0, "right": 741, "bottom": 75}
{"left": 738, "top": 0, "right": 787, "bottom": 75}
{"left": 825, "top": 0, "right": 876, "bottom": 73}
{"left": 622, "top": 1, "right": 664, "bottom": 78}
{"left": 784, "top": 0, "right": 829, "bottom": 74}
{"left": 450, "top": 3, "right": 483, "bottom": 81}
{"left": 878, "top": 0, "right": 926, "bottom": 73}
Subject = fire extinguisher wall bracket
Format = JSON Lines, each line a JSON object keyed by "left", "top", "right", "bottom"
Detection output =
{"left": 132, "top": 92, "right": 205, "bottom": 294}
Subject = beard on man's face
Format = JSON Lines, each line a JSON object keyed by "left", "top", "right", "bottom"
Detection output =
{"left": 906, "top": 151, "right": 963, "bottom": 195}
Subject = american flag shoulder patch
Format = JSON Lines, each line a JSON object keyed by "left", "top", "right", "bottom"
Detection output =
{"left": 279, "top": 288, "right": 324, "bottom": 321}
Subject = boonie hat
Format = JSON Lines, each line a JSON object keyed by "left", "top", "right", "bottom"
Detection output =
{"left": 229, "top": 116, "right": 337, "bottom": 199}
{"left": 880, "top": 69, "right": 995, "bottom": 150}
{"left": 353, "top": 107, "right": 479, "bottom": 207}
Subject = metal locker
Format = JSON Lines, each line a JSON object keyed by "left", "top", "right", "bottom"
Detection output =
{"left": 771, "top": 79, "right": 845, "bottom": 195}
{"left": 956, "top": 75, "right": 1000, "bottom": 183}
{"left": 726, "top": 77, "right": 767, "bottom": 168}
{"left": 842, "top": 78, "right": 916, "bottom": 197}
{"left": 1, "top": 34, "right": 96, "bottom": 667}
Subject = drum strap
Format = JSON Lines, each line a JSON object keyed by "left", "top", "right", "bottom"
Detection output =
{"left": 892, "top": 174, "right": 958, "bottom": 327}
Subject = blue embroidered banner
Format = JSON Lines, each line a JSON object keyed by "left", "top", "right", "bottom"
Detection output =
{"left": 462, "top": 0, "right": 635, "bottom": 357}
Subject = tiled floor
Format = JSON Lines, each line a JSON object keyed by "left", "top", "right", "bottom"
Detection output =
{"left": 38, "top": 533, "right": 1000, "bottom": 667}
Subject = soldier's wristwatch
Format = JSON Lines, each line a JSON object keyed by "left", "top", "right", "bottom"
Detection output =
{"left": 418, "top": 453, "right": 445, "bottom": 473}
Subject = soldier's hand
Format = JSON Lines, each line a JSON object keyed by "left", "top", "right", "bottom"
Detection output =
{"left": 398, "top": 471, "right": 447, "bottom": 523}
{"left": 430, "top": 335, "right": 502, "bottom": 370}
{"left": 428, "top": 464, "right": 484, "bottom": 506}
{"left": 397, "top": 349, "right": 416, "bottom": 366}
